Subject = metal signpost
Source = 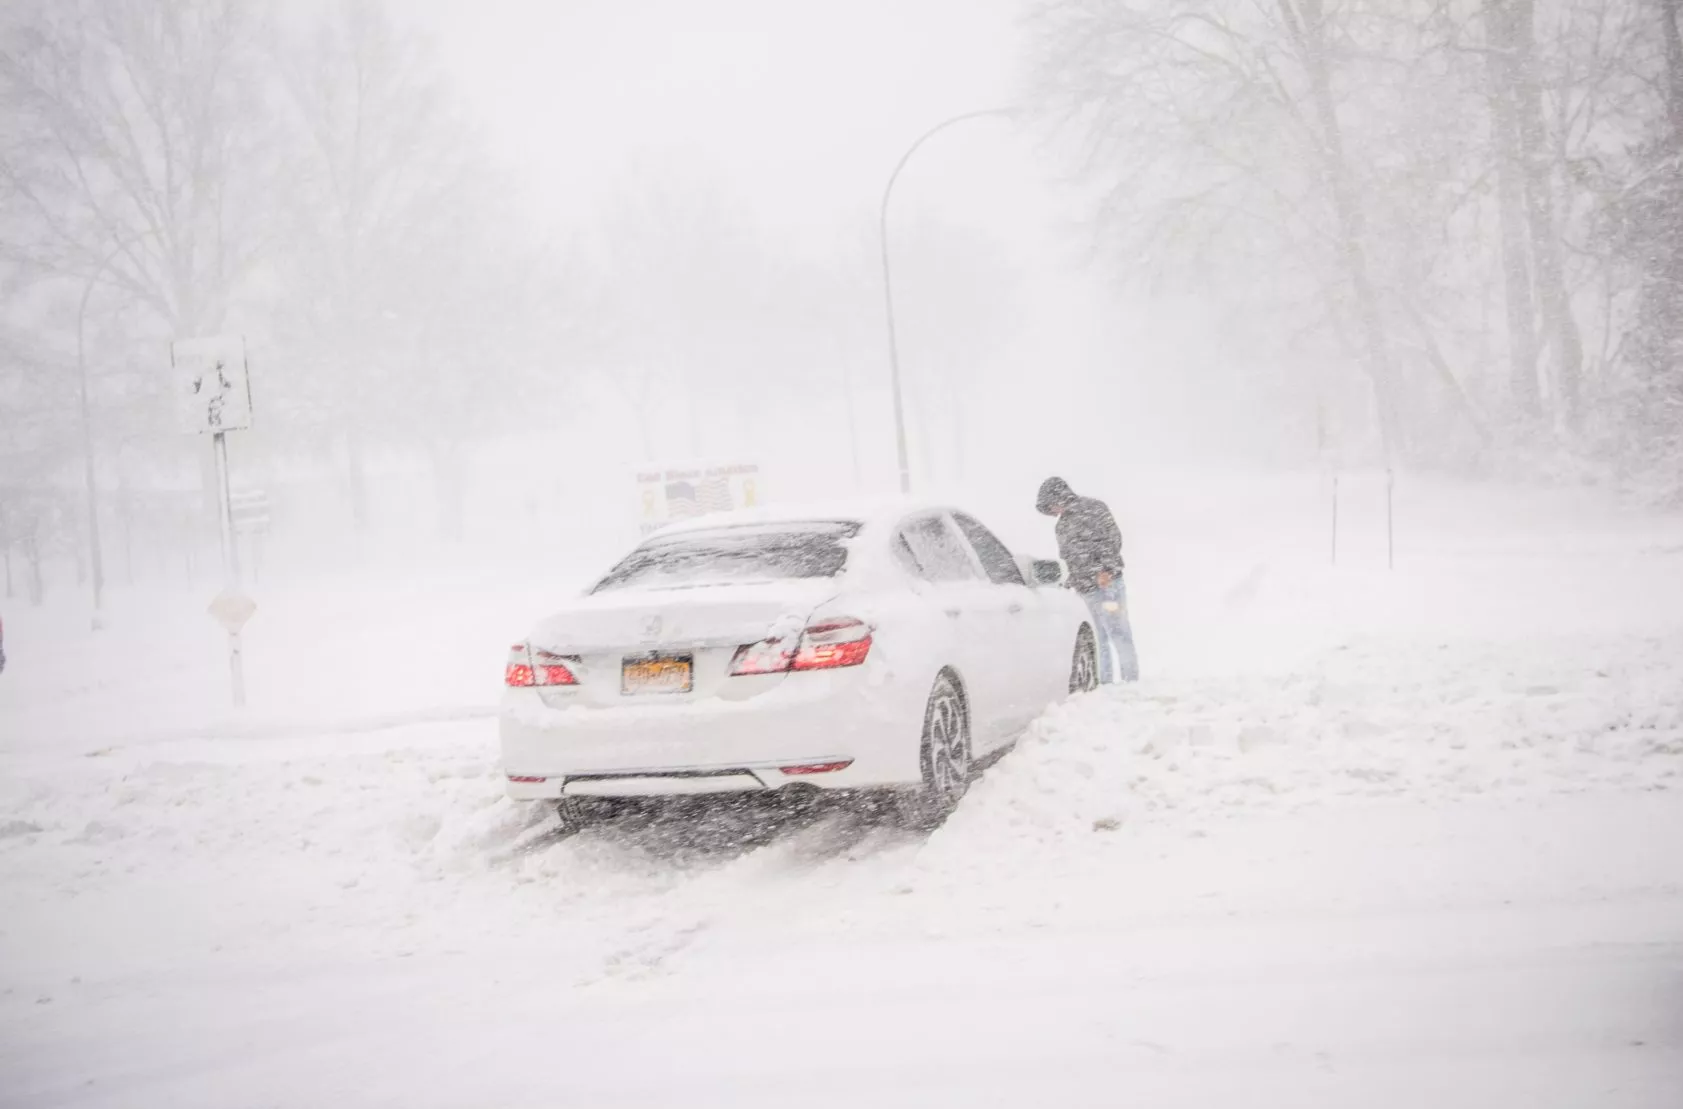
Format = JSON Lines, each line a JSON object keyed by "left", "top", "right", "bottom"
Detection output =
{"left": 1319, "top": 399, "right": 1396, "bottom": 571}
{"left": 173, "top": 336, "right": 256, "bottom": 707}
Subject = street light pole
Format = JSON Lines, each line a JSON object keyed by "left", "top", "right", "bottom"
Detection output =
{"left": 75, "top": 236, "right": 148, "bottom": 627}
{"left": 879, "top": 108, "right": 1013, "bottom": 495}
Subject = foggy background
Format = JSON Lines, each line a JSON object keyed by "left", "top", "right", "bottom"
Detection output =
{"left": 5, "top": 5, "right": 1683, "bottom": 1105}
{"left": 2, "top": 0, "right": 1680, "bottom": 601}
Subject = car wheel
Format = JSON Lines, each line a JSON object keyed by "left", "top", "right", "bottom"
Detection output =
{"left": 556, "top": 794, "right": 627, "bottom": 830}
{"left": 896, "top": 670, "right": 972, "bottom": 830}
{"left": 1070, "top": 625, "right": 1098, "bottom": 693}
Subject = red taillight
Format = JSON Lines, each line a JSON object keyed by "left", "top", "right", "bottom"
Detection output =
{"left": 729, "top": 638, "right": 797, "bottom": 676}
{"left": 507, "top": 775, "right": 547, "bottom": 783}
{"left": 506, "top": 643, "right": 536, "bottom": 687}
{"left": 793, "top": 637, "right": 871, "bottom": 670}
{"left": 729, "top": 616, "right": 872, "bottom": 676}
{"left": 506, "top": 644, "right": 578, "bottom": 687}
{"left": 533, "top": 649, "right": 578, "bottom": 687}
{"left": 780, "top": 760, "right": 854, "bottom": 775}
{"left": 794, "top": 616, "right": 872, "bottom": 670}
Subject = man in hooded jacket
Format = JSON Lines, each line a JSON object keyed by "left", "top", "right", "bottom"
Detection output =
{"left": 1037, "top": 477, "right": 1138, "bottom": 683}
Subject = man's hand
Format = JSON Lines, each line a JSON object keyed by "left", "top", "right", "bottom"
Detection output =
{"left": 1096, "top": 570, "right": 1114, "bottom": 588}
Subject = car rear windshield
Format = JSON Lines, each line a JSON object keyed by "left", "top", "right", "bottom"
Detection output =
{"left": 592, "top": 522, "right": 861, "bottom": 593}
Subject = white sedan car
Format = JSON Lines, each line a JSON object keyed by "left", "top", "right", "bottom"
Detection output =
{"left": 500, "top": 501, "right": 1098, "bottom": 827}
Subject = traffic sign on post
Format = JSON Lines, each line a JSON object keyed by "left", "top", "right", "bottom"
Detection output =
{"left": 174, "top": 335, "right": 254, "bottom": 708}
{"left": 173, "top": 336, "right": 252, "bottom": 434}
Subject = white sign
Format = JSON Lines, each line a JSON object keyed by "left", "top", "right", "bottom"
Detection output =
{"left": 229, "top": 489, "right": 271, "bottom": 535}
{"left": 636, "top": 462, "right": 761, "bottom": 535}
{"left": 174, "top": 336, "right": 252, "bottom": 434}
{"left": 207, "top": 589, "right": 257, "bottom": 635}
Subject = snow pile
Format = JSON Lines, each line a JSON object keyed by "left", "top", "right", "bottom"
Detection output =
{"left": 6, "top": 622, "right": 1674, "bottom": 996}
{"left": 927, "top": 633, "right": 1683, "bottom": 868}
{"left": 3, "top": 629, "right": 1678, "bottom": 916}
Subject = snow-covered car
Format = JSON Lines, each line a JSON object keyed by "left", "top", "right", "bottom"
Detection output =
{"left": 499, "top": 501, "right": 1098, "bottom": 827}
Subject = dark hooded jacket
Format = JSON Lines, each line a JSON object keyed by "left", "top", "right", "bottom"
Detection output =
{"left": 1037, "top": 477, "right": 1123, "bottom": 593}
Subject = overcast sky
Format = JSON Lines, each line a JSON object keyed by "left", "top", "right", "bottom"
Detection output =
{"left": 387, "top": 1, "right": 1257, "bottom": 469}
{"left": 397, "top": 0, "right": 1074, "bottom": 255}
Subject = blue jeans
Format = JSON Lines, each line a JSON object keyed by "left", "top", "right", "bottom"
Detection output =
{"left": 1080, "top": 576, "right": 1139, "bottom": 683}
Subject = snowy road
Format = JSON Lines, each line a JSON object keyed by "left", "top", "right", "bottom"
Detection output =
{"left": 1, "top": 752, "right": 1679, "bottom": 1107}
{"left": 2, "top": 475, "right": 1682, "bottom": 1106}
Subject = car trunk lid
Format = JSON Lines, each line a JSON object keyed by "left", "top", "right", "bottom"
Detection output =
{"left": 526, "top": 582, "right": 837, "bottom": 707}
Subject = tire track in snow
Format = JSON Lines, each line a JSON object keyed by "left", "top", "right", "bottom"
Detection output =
{"left": 476, "top": 800, "right": 920, "bottom": 984}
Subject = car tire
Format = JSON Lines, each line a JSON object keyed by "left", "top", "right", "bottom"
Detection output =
{"left": 1070, "top": 625, "right": 1099, "bottom": 694}
{"left": 894, "top": 670, "right": 972, "bottom": 830}
{"left": 555, "top": 794, "right": 627, "bottom": 831}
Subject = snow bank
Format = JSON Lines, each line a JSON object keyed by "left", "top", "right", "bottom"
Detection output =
{"left": 931, "top": 634, "right": 1683, "bottom": 860}
{"left": 2, "top": 626, "right": 1676, "bottom": 983}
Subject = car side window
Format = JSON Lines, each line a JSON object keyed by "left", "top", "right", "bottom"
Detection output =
{"left": 896, "top": 515, "right": 982, "bottom": 583}
{"left": 891, "top": 532, "right": 922, "bottom": 578}
{"left": 954, "top": 513, "right": 1026, "bottom": 587}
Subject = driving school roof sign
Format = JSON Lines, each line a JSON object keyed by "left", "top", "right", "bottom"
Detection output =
{"left": 173, "top": 336, "right": 253, "bottom": 434}
{"left": 637, "top": 462, "right": 760, "bottom": 534}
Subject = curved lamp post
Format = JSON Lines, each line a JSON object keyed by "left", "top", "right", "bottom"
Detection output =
{"left": 879, "top": 108, "right": 1014, "bottom": 494}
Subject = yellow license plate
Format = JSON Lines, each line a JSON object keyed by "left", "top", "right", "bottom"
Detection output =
{"left": 621, "top": 655, "right": 693, "bottom": 695}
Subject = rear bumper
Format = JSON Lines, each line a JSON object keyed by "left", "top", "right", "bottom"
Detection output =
{"left": 505, "top": 766, "right": 851, "bottom": 801}
{"left": 498, "top": 667, "right": 923, "bottom": 799}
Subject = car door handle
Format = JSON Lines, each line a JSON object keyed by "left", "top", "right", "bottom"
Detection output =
{"left": 945, "top": 608, "right": 962, "bottom": 619}
{"left": 1008, "top": 602, "right": 1024, "bottom": 615}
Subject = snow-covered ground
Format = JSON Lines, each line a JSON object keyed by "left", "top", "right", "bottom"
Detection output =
{"left": 1, "top": 472, "right": 1681, "bottom": 1107}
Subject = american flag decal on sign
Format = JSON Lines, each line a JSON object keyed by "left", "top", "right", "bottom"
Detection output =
{"left": 665, "top": 480, "right": 700, "bottom": 519}
{"left": 699, "top": 478, "right": 733, "bottom": 514}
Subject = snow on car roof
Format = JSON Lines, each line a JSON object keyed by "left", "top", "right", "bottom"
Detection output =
{"left": 646, "top": 497, "right": 953, "bottom": 541}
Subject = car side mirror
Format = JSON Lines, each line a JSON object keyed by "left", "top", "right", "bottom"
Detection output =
{"left": 1030, "top": 558, "right": 1066, "bottom": 586}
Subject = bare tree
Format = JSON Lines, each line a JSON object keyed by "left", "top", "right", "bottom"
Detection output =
{"left": 0, "top": 271, "right": 77, "bottom": 603}
{"left": 1599, "top": 0, "right": 1683, "bottom": 485}
{"left": 1505, "top": 0, "right": 1586, "bottom": 426}
{"left": 1029, "top": 0, "right": 1678, "bottom": 470}
{"left": 271, "top": 0, "right": 500, "bottom": 531}
{"left": 0, "top": 0, "right": 295, "bottom": 558}
{"left": 0, "top": 0, "right": 286, "bottom": 338}
{"left": 1485, "top": 0, "right": 1543, "bottom": 416}
{"left": 1027, "top": 0, "right": 1413, "bottom": 456}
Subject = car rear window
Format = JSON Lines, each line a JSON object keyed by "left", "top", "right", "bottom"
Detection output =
{"left": 593, "top": 522, "right": 861, "bottom": 592}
